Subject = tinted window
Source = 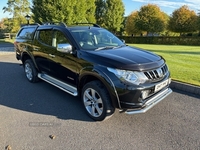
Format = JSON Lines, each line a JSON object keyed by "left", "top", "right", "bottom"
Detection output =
{"left": 52, "top": 30, "right": 70, "bottom": 47}
{"left": 17, "top": 27, "right": 35, "bottom": 39}
{"left": 38, "top": 30, "right": 53, "bottom": 46}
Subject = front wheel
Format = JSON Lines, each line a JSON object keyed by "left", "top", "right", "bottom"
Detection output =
{"left": 24, "top": 59, "right": 39, "bottom": 83}
{"left": 81, "top": 81, "right": 115, "bottom": 121}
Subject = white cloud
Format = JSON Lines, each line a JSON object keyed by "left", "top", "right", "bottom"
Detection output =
{"left": 132, "top": 0, "right": 200, "bottom": 12}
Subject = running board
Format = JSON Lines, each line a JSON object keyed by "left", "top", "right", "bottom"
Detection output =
{"left": 38, "top": 73, "right": 78, "bottom": 96}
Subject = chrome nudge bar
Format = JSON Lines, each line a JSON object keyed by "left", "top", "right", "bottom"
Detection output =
{"left": 125, "top": 88, "right": 172, "bottom": 115}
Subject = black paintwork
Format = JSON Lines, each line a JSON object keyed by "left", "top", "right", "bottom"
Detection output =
{"left": 81, "top": 47, "right": 165, "bottom": 71}
{"left": 14, "top": 23, "right": 171, "bottom": 109}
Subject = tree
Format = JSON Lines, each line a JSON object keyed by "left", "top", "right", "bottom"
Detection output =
{"left": 95, "top": 0, "right": 124, "bottom": 33}
{"left": 125, "top": 11, "right": 141, "bottom": 36}
{"left": 159, "top": 12, "right": 172, "bottom": 36}
{"left": 0, "top": 18, "right": 12, "bottom": 33}
{"left": 32, "top": 0, "right": 96, "bottom": 25}
{"left": 135, "top": 4, "right": 167, "bottom": 35}
{"left": 85, "top": 0, "right": 96, "bottom": 23}
{"left": 3, "top": 0, "right": 31, "bottom": 32}
{"left": 168, "top": 5, "right": 198, "bottom": 35}
{"left": 95, "top": 0, "right": 106, "bottom": 26}
{"left": 104, "top": 0, "right": 125, "bottom": 33}
{"left": 197, "top": 11, "right": 200, "bottom": 35}
{"left": 0, "top": 19, "right": 5, "bottom": 32}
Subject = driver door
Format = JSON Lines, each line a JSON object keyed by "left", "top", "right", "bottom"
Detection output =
{"left": 48, "top": 29, "right": 78, "bottom": 86}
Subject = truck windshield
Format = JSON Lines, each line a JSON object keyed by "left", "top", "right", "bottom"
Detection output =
{"left": 70, "top": 28, "right": 124, "bottom": 50}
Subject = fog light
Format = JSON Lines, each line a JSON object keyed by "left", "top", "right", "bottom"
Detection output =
{"left": 141, "top": 90, "right": 151, "bottom": 99}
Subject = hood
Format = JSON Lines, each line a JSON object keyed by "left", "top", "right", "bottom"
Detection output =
{"left": 81, "top": 46, "right": 165, "bottom": 71}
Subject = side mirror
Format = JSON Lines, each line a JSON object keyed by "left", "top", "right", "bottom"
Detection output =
{"left": 121, "top": 39, "right": 125, "bottom": 43}
{"left": 57, "top": 43, "right": 72, "bottom": 54}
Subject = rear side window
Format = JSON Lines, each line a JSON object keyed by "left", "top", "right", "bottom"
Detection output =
{"left": 17, "top": 27, "right": 35, "bottom": 39}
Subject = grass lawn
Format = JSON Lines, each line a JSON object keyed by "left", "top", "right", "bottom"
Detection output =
{"left": 129, "top": 44, "right": 200, "bottom": 86}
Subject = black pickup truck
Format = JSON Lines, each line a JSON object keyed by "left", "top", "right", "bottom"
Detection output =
{"left": 14, "top": 22, "right": 172, "bottom": 121}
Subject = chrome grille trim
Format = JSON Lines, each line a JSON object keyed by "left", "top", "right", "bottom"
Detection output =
{"left": 144, "top": 65, "right": 168, "bottom": 81}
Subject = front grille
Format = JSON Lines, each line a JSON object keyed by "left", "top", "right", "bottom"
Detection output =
{"left": 144, "top": 65, "right": 168, "bottom": 81}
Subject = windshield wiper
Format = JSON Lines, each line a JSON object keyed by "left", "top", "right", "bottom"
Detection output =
{"left": 95, "top": 46, "right": 115, "bottom": 51}
{"left": 95, "top": 45, "right": 126, "bottom": 51}
{"left": 113, "top": 44, "right": 126, "bottom": 49}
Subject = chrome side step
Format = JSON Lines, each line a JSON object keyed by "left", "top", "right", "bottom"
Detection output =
{"left": 38, "top": 73, "right": 78, "bottom": 96}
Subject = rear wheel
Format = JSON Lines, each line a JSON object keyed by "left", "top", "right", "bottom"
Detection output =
{"left": 24, "top": 59, "right": 39, "bottom": 83}
{"left": 82, "top": 81, "right": 115, "bottom": 121}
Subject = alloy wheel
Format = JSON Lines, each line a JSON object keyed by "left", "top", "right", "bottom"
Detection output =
{"left": 25, "top": 63, "right": 33, "bottom": 81}
{"left": 83, "top": 88, "right": 103, "bottom": 117}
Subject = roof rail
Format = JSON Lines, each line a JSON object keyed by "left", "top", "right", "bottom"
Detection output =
{"left": 74, "top": 23, "right": 101, "bottom": 28}
{"left": 20, "top": 23, "right": 40, "bottom": 27}
{"left": 43, "top": 22, "right": 67, "bottom": 27}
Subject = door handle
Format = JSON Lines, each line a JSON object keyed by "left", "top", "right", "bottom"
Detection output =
{"left": 49, "top": 54, "right": 55, "bottom": 58}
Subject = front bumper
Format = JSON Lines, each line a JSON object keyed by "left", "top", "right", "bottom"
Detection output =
{"left": 124, "top": 88, "right": 172, "bottom": 115}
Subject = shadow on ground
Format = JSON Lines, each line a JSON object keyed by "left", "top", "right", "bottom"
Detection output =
{"left": 0, "top": 61, "right": 93, "bottom": 122}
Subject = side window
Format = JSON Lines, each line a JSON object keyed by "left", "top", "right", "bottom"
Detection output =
{"left": 52, "top": 30, "right": 70, "bottom": 47}
{"left": 17, "top": 27, "right": 35, "bottom": 39}
{"left": 38, "top": 30, "right": 52, "bottom": 46}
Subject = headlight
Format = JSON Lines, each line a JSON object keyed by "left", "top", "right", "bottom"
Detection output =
{"left": 107, "top": 67, "right": 148, "bottom": 85}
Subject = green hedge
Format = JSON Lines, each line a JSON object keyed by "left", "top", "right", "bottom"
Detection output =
{"left": 118, "top": 36, "right": 200, "bottom": 46}
{"left": 0, "top": 33, "right": 16, "bottom": 39}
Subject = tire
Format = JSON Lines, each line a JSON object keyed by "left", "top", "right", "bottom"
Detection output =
{"left": 81, "top": 81, "right": 115, "bottom": 121}
{"left": 24, "top": 59, "right": 39, "bottom": 83}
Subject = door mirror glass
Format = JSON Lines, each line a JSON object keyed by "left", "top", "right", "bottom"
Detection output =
{"left": 57, "top": 43, "right": 72, "bottom": 53}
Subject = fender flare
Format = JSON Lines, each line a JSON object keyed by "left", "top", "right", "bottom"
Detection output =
{"left": 79, "top": 65, "right": 121, "bottom": 109}
{"left": 21, "top": 51, "right": 40, "bottom": 71}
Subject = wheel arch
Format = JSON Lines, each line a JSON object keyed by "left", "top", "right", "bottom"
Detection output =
{"left": 21, "top": 52, "right": 39, "bottom": 71}
{"left": 78, "top": 68, "right": 120, "bottom": 109}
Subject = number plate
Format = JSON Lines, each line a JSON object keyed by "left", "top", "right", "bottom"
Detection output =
{"left": 155, "top": 79, "right": 169, "bottom": 92}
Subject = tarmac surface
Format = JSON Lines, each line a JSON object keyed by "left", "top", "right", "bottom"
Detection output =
{"left": 0, "top": 48, "right": 200, "bottom": 150}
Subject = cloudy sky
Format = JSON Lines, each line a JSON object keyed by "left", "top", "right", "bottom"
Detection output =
{"left": 0, "top": 0, "right": 200, "bottom": 19}
{"left": 124, "top": 0, "right": 200, "bottom": 16}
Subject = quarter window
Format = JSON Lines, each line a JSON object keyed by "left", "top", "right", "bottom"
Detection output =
{"left": 17, "top": 27, "right": 35, "bottom": 39}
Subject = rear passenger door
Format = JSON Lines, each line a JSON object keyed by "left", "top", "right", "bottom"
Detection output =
{"left": 33, "top": 28, "right": 54, "bottom": 74}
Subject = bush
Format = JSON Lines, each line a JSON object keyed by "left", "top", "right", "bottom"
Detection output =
{"left": 0, "top": 33, "right": 16, "bottom": 39}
